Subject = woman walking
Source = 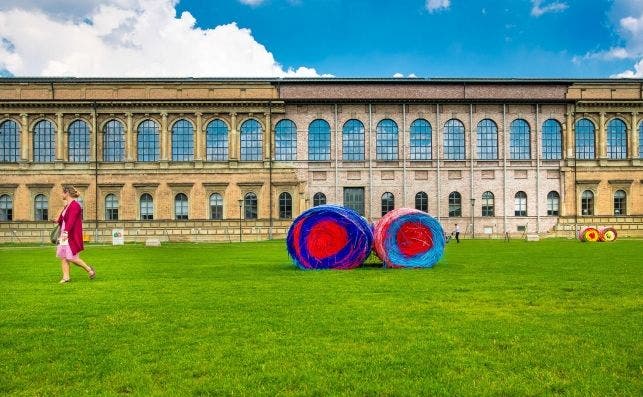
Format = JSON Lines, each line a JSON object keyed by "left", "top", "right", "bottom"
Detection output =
{"left": 55, "top": 185, "right": 95, "bottom": 283}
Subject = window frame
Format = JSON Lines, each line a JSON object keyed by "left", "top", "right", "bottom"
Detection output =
{"left": 481, "top": 191, "right": 494, "bottom": 217}
{"left": 171, "top": 119, "right": 194, "bottom": 162}
{"left": 342, "top": 119, "right": 365, "bottom": 161}
{"left": 381, "top": 192, "right": 394, "bottom": 216}
{"left": 174, "top": 193, "right": 189, "bottom": 220}
{"left": 509, "top": 119, "right": 531, "bottom": 160}
{"left": 477, "top": 119, "right": 498, "bottom": 160}
{"left": 33, "top": 120, "right": 55, "bottom": 163}
{"left": 0, "top": 194, "right": 13, "bottom": 221}
{"left": 308, "top": 119, "right": 331, "bottom": 161}
{"left": 448, "top": 191, "right": 462, "bottom": 217}
{"left": 444, "top": 119, "right": 465, "bottom": 160}
{"left": 279, "top": 192, "right": 293, "bottom": 219}
{"left": 275, "top": 119, "right": 297, "bottom": 161}
{"left": 103, "top": 119, "right": 125, "bottom": 162}
{"left": 376, "top": 119, "right": 399, "bottom": 161}
{"left": 542, "top": 119, "right": 562, "bottom": 160}
{"left": 581, "top": 190, "right": 594, "bottom": 216}
{"left": 547, "top": 191, "right": 560, "bottom": 216}
{"left": 415, "top": 191, "right": 428, "bottom": 212}
{"left": 606, "top": 118, "right": 627, "bottom": 160}
{"left": 575, "top": 118, "right": 596, "bottom": 160}
{"left": 240, "top": 119, "right": 263, "bottom": 161}
{"left": 209, "top": 193, "right": 223, "bottom": 220}
{"left": 105, "top": 193, "right": 119, "bottom": 221}
{"left": 514, "top": 191, "right": 527, "bottom": 216}
{"left": 410, "top": 119, "right": 432, "bottom": 160}
{"left": 137, "top": 119, "right": 160, "bottom": 162}
{"left": 0, "top": 119, "right": 20, "bottom": 163}
{"left": 313, "top": 192, "right": 326, "bottom": 207}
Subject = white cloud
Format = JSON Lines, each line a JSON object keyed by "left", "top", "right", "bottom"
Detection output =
{"left": 612, "top": 58, "right": 643, "bottom": 77}
{"left": 0, "top": 0, "right": 327, "bottom": 77}
{"left": 425, "top": 0, "right": 450, "bottom": 13}
{"left": 530, "top": 0, "right": 568, "bottom": 17}
{"left": 393, "top": 73, "right": 418, "bottom": 78}
{"left": 239, "top": 0, "right": 265, "bottom": 6}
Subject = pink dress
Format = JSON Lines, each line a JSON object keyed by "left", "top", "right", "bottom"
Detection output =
{"left": 56, "top": 204, "right": 79, "bottom": 261}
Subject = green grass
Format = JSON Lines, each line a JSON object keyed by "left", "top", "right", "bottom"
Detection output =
{"left": 0, "top": 239, "right": 641, "bottom": 396}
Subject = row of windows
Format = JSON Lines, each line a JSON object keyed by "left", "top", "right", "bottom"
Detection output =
{"left": 4, "top": 117, "right": 642, "bottom": 163}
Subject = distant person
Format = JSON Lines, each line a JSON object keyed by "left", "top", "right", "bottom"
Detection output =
{"left": 55, "top": 185, "right": 95, "bottom": 283}
{"left": 454, "top": 223, "right": 460, "bottom": 243}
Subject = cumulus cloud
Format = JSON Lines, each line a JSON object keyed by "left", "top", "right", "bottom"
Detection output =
{"left": 530, "top": 0, "right": 568, "bottom": 17}
{"left": 425, "top": 0, "right": 450, "bottom": 13}
{"left": 0, "top": 0, "right": 327, "bottom": 77}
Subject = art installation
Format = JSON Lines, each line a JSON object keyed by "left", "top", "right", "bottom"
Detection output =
{"left": 578, "top": 226, "right": 618, "bottom": 242}
{"left": 599, "top": 227, "right": 618, "bottom": 242}
{"left": 373, "top": 208, "right": 446, "bottom": 268}
{"left": 286, "top": 205, "right": 373, "bottom": 270}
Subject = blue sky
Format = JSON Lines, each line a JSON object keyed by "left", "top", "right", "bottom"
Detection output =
{"left": 1, "top": 0, "right": 642, "bottom": 78}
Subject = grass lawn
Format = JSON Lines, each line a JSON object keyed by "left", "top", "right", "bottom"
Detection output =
{"left": 0, "top": 239, "right": 641, "bottom": 396}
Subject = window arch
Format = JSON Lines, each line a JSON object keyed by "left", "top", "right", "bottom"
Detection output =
{"left": 175, "top": 193, "right": 188, "bottom": 220}
{"left": 448, "top": 192, "right": 461, "bottom": 217}
{"left": 342, "top": 119, "right": 365, "bottom": 161}
{"left": 444, "top": 119, "right": 465, "bottom": 160}
{"left": 103, "top": 120, "right": 125, "bottom": 162}
{"left": 510, "top": 119, "right": 531, "bottom": 160}
{"left": 410, "top": 119, "right": 432, "bottom": 160}
{"left": 275, "top": 119, "right": 297, "bottom": 161}
{"left": 240, "top": 119, "right": 263, "bottom": 161}
{"left": 33, "top": 120, "right": 55, "bottom": 163}
{"left": 481, "top": 191, "right": 494, "bottom": 217}
{"left": 0, "top": 194, "right": 12, "bottom": 221}
{"left": 639, "top": 121, "right": 643, "bottom": 159}
{"left": 376, "top": 119, "right": 398, "bottom": 160}
{"left": 105, "top": 194, "right": 118, "bottom": 220}
{"left": 415, "top": 191, "right": 428, "bottom": 212}
{"left": 279, "top": 192, "right": 292, "bottom": 219}
{"left": 140, "top": 193, "right": 154, "bottom": 220}
{"left": 137, "top": 120, "right": 160, "bottom": 162}
{"left": 614, "top": 190, "right": 626, "bottom": 215}
{"left": 308, "top": 119, "right": 331, "bottom": 161}
{"left": 547, "top": 191, "right": 560, "bottom": 216}
{"left": 313, "top": 192, "right": 326, "bottom": 207}
{"left": 575, "top": 118, "right": 595, "bottom": 159}
{"left": 607, "top": 118, "right": 627, "bottom": 159}
{"left": 68, "top": 120, "right": 90, "bottom": 163}
{"left": 244, "top": 192, "right": 258, "bottom": 219}
{"left": 581, "top": 190, "right": 594, "bottom": 216}
{"left": 0, "top": 120, "right": 20, "bottom": 162}
{"left": 514, "top": 191, "right": 527, "bottom": 216}
{"left": 477, "top": 119, "right": 498, "bottom": 160}
{"left": 206, "top": 119, "right": 228, "bottom": 161}
{"left": 209, "top": 193, "right": 223, "bottom": 220}
{"left": 542, "top": 119, "right": 562, "bottom": 160}
{"left": 381, "top": 192, "right": 394, "bottom": 216}
{"left": 34, "top": 194, "right": 48, "bottom": 221}
{"left": 171, "top": 119, "right": 194, "bottom": 161}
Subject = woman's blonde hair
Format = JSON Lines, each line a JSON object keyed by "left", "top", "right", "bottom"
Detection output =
{"left": 63, "top": 185, "right": 80, "bottom": 198}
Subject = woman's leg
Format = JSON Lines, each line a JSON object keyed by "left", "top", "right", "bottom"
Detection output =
{"left": 69, "top": 256, "right": 96, "bottom": 278}
{"left": 60, "top": 259, "right": 70, "bottom": 281}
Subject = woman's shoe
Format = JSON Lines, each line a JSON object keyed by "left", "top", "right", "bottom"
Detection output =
{"left": 59, "top": 278, "right": 70, "bottom": 284}
{"left": 88, "top": 266, "right": 96, "bottom": 279}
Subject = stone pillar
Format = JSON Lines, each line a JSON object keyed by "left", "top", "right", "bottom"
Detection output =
{"left": 230, "top": 112, "right": 238, "bottom": 160}
{"left": 161, "top": 112, "right": 168, "bottom": 161}
{"left": 264, "top": 112, "right": 271, "bottom": 161}
{"left": 20, "top": 113, "right": 28, "bottom": 161}
{"left": 631, "top": 112, "right": 639, "bottom": 159}
{"left": 126, "top": 113, "right": 134, "bottom": 161}
{"left": 195, "top": 112, "right": 203, "bottom": 160}
{"left": 565, "top": 106, "right": 574, "bottom": 159}
{"left": 598, "top": 112, "right": 606, "bottom": 159}
{"left": 56, "top": 112, "right": 64, "bottom": 161}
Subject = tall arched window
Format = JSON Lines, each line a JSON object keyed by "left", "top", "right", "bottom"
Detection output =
{"left": 206, "top": 119, "right": 228, "bottom": 161}
{"left": 639, "top": 121, "right": 643, "bottom": 159}
{"left": 308, "top": 119, "right": 331, "bottom": 161}
{"left": 410, "top": 119, "right": 432, "bottom": 160}
{"left": 140, "top": 193, "right": 154, "bottom": 220}
{"left": 381, "top": 192, "right": 394, "bottom": 216}
{"left": 279, "top": 192, "right": 292, "bottom": 219}
{"left": 175, "top": 193, "right": 188, "bottom": 220}
{"left": 444, "top": 119, "right": 465, "bottom": 160}
{"left": 0, "top": 194, "right": 12, "bottom": 221}
{"left": 607, "top": 118, "right": 627, "bottom": 159}
{"left": 415, "top": 191, "right": 428, "bottom": 212}
{"left": 209, "top": 193, "right": 223, "bottom": 220}
{"left": 68, "top": 120, "right": 90, "bottom": 163}
{"left": 172, "top": 119, "right": 194, "bottom": 161}
{"left": 244, "top": 192, "right": 258, "bottom": 219}
{"left": 0, "top": 120, "right": 20, "bottom": 162}
{"left": 614, "top": 190, "right": 626, "bottom": 215}
{"left": 477, "top": 119, "right": 498, "bottom": 160}
{"left": 542, "top": 119, "right": 562, "bottom": 160}
{"left": 105, "top": 194, "right": 119, "bottom": 220}
{"left": 514, "top": 191, "right": 527, "bottom": 216}
{"left": 581, "top": 190, "right": 594, "bottom": 215}
{"left": 275, "top": 119, "right": 297, "bottom": 161}
{"left": 34, "top": 194, "right": 48, "bottom": 221}
{"left": 575, "top": 119, "right": 595, "bottom": 159}
{"left": 481, "top": 191, "right": 494, "bottom": 216}
{"left": 137, "top": 120, "right": 160, "bottom": 162}
{"left": 547, "top": 191, "right": 560, "bottom": 216}
{"left": 510, "top": 119, "right": 531, "bottom": 160}
{"left": 240, "top": 119, "right": 263, "bottom": 161}
{"left": 313, "top": 192, "right": 326, "bottom": 207}
{"left": 376, "top": 119, "right": 398, "bottom": 160}
{"left": 448, "top": 192, "right": 462, "bottom": 217}
{"left": 33, "top": 120, "right": 55, "bottom": 163}
{"left": 342, "top": 119, "right": 365, "bottom": 161}
{"left": 103, "top": 120, "right": 125, "bottom": 162}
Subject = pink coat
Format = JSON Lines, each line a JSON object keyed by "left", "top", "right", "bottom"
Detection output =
{"left": 57, "top": 200, "right": 84, "bottom": 256}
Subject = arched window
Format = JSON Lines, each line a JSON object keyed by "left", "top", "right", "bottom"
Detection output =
{"left": 103, "top": 120, "right": 125, "bottom": 162}
{"left": 607, "top": 118, "right": 627, "bottom": 159}
{"left": 542, "top": 119, "right": 562, "bottom": 160}
{"left": 313, "top": 192, "right": 326, "bottom": 207}
{"left": 510, "top": 119, "right": 531, "bottom": 160}
{"left": 575, "top": 119, "right": 595, "bottom": 160}
{"left": 410, "top": 119, "right": 432, "bottom": 160}
{"left": 481, "top": 191, "right": 494, "bottom": 217}
{"left": 140, "top": 193, "right": 153, "bottom": 220}
{"left": 244, "top": 192, "right": 258, "bottom": 219}
{"left": 308, "top": 119, "right": 331, "bottom": 161}
{"left": 376, "top": 119, "right": 398, "bottom": 160}
{"left": 68, "top": 120, "right": 90, "bottom": 163}
{"left": 240, "top": 119, "right": 263, "bottom": 161}
{"left": 342, "top": 119, "right": 365, "bottom": 161}
{"left": 448, "top": 192, "right": 461, "bottom": 217}
{"left": 137, "top": 120, "right": 160, "bottom": 162}
{"left": 175, "top": 193, "right": 188, "bottom": 220}
{"left": 0, "top": 120, "right": 20, "bottom": 162}
{"left": 171, "top": 119, "right": 194, "bottom": 161}
{"left": 33, "top": 120, "right": 55, "bottom": 163}
{"left": 275, "top": 119, "right": 297, "bottom": 161}
{"left": 614, "top": 190, "right": 626, "bottom": 215}
{"left": 206, "top": 119, "right": 228, "bottom": 161}
{"left": 639, "top": 121, "right": 643, "bottom": 159}
{"left": 279, "top": 192, "right": 292, "bottom": 219}
{"left": 581, "top": 190, "right": 594, "bottom": 216}
{"left": 105, "top": 194, "right": 118, "bottom": 220}
{"left": 444, "top": 119, "right": 465, "bottom": 160}
{"left": 34, "top": 194, "right": 48, "bottom": 221}
{"left": 381, "top": 192, "right": 394, "bottom": 216}
{"left": 514, "top": 191, "right": 527, "bottom": 216}
{"left": 415, "top": 191, "right": 428, "bottom": 212}
{"left": 0, "top": 194, "right": 12, "bottom": 221}
{"left": 209, "top": 193, "right": 223, "bottom": 220}
{"left": 477, "top": 119, "right": 498, "bottom": 160}
{"left": 547, "top": 191, "right": 560, "bottom": 216}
